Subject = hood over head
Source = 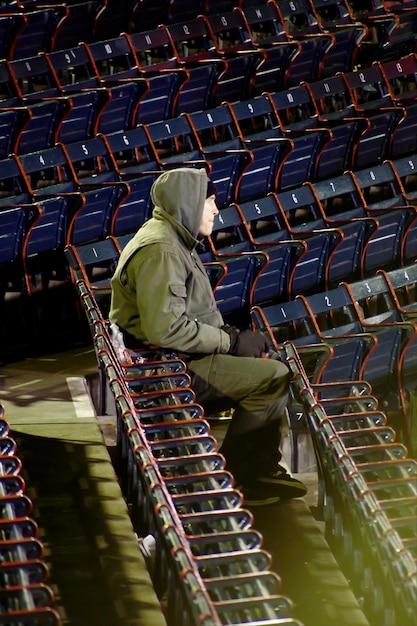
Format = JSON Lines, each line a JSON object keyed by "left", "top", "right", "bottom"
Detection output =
{"left": 150, "top": 167, "right": 210, "bottom": 239}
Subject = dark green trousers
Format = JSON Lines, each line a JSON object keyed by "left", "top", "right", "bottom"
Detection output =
{"left": 187, "top": 353, "right": 290, "bottom": 485}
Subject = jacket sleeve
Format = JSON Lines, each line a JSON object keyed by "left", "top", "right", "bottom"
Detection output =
{"left": 132, "top": 247, "right": 231, "bottom": 354}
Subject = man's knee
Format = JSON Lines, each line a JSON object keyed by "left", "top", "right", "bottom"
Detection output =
{"left": 255, "top": 357, "right": 291, "bottom": 399}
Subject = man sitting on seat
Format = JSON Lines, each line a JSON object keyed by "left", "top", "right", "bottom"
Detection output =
{"left": 109, "top": 166, "right": 307, "bottom": 505}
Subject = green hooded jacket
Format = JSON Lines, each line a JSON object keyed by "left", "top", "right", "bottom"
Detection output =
{"left": 109, "top": 167, "right": 231, "bottom": 354}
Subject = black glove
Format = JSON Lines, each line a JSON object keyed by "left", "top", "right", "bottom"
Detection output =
{"left": 222, "top": 325, "right": 270, "bottom": 358}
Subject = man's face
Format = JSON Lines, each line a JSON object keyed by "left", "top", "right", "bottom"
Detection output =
{"left": 198, "top": 194, "right": 219, "bottom": 237}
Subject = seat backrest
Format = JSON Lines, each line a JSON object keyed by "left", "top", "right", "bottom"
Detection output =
{"left": 52, "top": 0, "right": 104, "bottom": 51}
{"left": 267, "top": 83, "right": 320, "bottom": 132}
{"left": 350, "top": 161, "right": 406, "bottom": 210}
{"left": 377, "top": 7, "right": 417, "bottom": 62}
{"left": 205, "top": 250, "right": 269, "bottom": 328}
{"left": 342, "top": 274, "right": 401, "bottom": 325}
{"left": 275, "top": 0, "right": 323, "bottom": 36}
{"left": 46, "top": 42, "right": 100, "bottom": 92}
{"left": 98, "top": 81, "right": 148, "bottom": 135}
{"left": 206, "top": 8, "right": 256, "bottom": 53}
{"left": 17, "top": 143, "right": 77, "bottom": 195}
{"left": 320, "top": 22, "right": 367, "bottom": 78}
{"left": 0, "top": 59, "right": 21, "bottom": 106}
{"left": 0, "top": 106, "right": 30, "bottom": 159}
{"left": 185, "top": 104, "right": 241, "bottom": 149}
{"left": 310, "top": 0, "right": 356, "bottom": 27}
{"left": 62, "top": 134, "right": 121, "bottom": 185}
{"left": 0, "top": 203, "right": 40, "bottom": 293}
{"left": 390, "top": 152, "right": 417, "bottom": 197}
{"left": 342, "top": 62, "right": 392, "bottom": 110}
{"left": 16, "top": 98, "right": 69, "bottom": 154}
{"left": 57, "top": 89, "right": 109, "bottom": 144}
{"left": 380, "top": 263, "right": 417, "bottom": 314}
{"left": 378, "top": 53, "right": 417, "bottom": 103}
{"left": 134, "top": 69, "right": 188, "bottom": 124}
{"left": 0, "top": 154, "right": 32, "bottom": 206}
{"left": 143, "top": 115, "right": 203, "bottom": 165}
{"left": 304, "top": 72, "right": 355, "bottom": 121}
{"left": 110, "top": 172, "right": 160, "bottom": 237}
{"left": 241, "top": 1, "right": 288, "bottom": 44}
{"left": 275, "top": 183, "right": 326, "bottom": 231}
{"left": 299, "top": 284, "right": 363, "bottom": 336}
{"left": 105, "top": 125, "right": 160, "bottom": 174}
{"left": 86, "top": 33, "right": 140, "bottom": 81}
{"left": 64, "top": 237, "right": 121, "bottom": 292}
{"left": 0, "top": 204, "right": 40, "bottom": 269}
{"left": 9, "top": 51, "right": 61, "bottom": 99}
{"left": 311, "top": 172, "right": 367, "bottom": 221}
{"left": 166, "top": 15, "right": 218, "bottom": 63}
{"left": 250, "top": 298, "right": 320, "bottom": 348}
{"left": 225, "top": 95, "right": 278, "bottom": 140}
{"left": 0, "top": 13, "right": 27, "bottom": 62}
{"left": 12, "top": 6, "right": 65, "bottom": 60}
{"left": 127, "top": 27, "right": 180, "bottom": 72}
{"left": 67, "top": 184, "right": 129, "bottom": 246}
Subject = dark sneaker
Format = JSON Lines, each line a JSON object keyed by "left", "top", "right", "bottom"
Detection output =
{"left": 237, "top": 482, "right": 282, "bottom": 506}
{"left": 256, "top": 464, "right": 308, "bottom": 500}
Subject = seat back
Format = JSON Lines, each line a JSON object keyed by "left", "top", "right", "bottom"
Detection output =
{"left": 299, "top": 284, "right": 364, "bottom": 337}
{"left": 9, "top": 52, "right": 61, "bottom": 99}
{"left": 0, "top": 204, "right": 40, "bottom": 293}
{"left": 320, "top": 23, "right": 367, "bottom": 79}
{"left": 311, "top": 171, "right": 368, "bottom": 221}
{"left": 380, "top": 263, "right": 417, "bottom": 318}
{"left": 86, "top": 34, "right": 140, "bottom": 81}
{"left": 62, "top": 134, "right": 121, "bottom": 184}
{"left": 143, "top": 115, "right": 203, "bottom": 166}
{"left": 52, "top": 0, "right": 104, "bottom": 51}
{"left": 0, "top": 154, "right": 32, "bottom": 206}
{"left": 105, "top": 125, "right": 160, "bottom": 174}
{"left": 110, "top": 173, "right": 160, "bottom": 237}
{"left": 379, "top": 53, "right": 417, "bottom": 103}
{"left": 57, "top": 89, "right": 109, "bottom": 143}
{"left": 342, "top": 274, "right": 401, "bottom": 325}
{"left": 16, "top": 98, "right": 69, "bottom": 154}
{"left": 0, "top": 59, "right": 21, "bottom": 106}
{"left": 12, "top": 6, "right": 65, "bottom": 59}
{"left": 0, "top": 13, "right": 27, "bottom": 61}
{"left": 241, "top": 1, "right": 288, "bottom": 44}
{"left": 0, "top": 106, "right": 30, "bottom": 159}
{"left": 166, "top": 15, "right": 218, "bottom": 63}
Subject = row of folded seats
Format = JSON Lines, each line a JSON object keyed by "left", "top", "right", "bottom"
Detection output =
{"left": 65, "top": 246, "right": 417, "bottom": 626}
{"left": 1, "top": 0, "right": 417, "bottom": 67}
{"left": 1, "top": 2, "right": 417, "bottom": 625}
{"left": 0, "top": 403, "right": 61, "bottom": 625}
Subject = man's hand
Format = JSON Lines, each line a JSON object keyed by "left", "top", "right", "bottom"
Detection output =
{"left": 223, "top": 326, "right": 270, "bottom": 358}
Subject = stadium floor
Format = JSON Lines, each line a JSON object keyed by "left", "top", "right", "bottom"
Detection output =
{"left": 0, "top": 345, "right": 370, "bottom": 626}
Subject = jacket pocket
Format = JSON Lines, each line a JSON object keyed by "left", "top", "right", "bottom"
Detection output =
{"left": 169, "top": 283, "right": 187, "bottom": 318}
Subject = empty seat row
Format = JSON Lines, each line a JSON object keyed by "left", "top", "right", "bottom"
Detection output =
{"left": 0, "top": 403, "right": 61, "bottom": 624}
{"left": 284, "top": 343, "right": 417, "bottom": 626}
{"left": 2, "top": 0, "right": 417, "bottom": 69}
